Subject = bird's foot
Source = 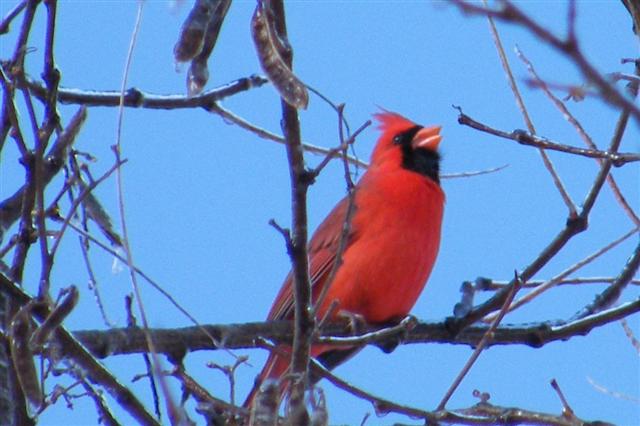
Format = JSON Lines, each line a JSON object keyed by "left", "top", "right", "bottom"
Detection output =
{"left": 337, "top": 310, "right": 367, "bottom": 335}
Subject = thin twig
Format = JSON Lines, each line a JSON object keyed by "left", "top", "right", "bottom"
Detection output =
{"left": 441, "top": 164, "right": 509, "bottom": 179}
{"left": 48, "top": 160, "right": 125, "bottom": 262}
{"left": 457, "top": 110, "right": 640, "bottom": 165}
{"left": 573, "top": 240, "right": 640, "bottom": 319}
{"left": 312, "top": 109, "right": 364, "bottom": 315}
{"left": 550, "top": 379, "right": 577, "bottom": 420}
{"left": 77, "top": 234, "right": 113, "bottom": 327}
{"left": 437, "top": 273, "right": 522, "bottom": 410}
{"left": 486, "top": 276, "right": 640, "bottom": 289}
{"left": 516, "top": 47, "right": 640, "bottom": 226}
{"left": 0, "top": 106, "right": 87, "bottom": 238}
{"left": 481, "top": 0, "right": 577, "bottom": 215}
{"left": 114, "top": 2, "right": 182, "bottom": 423}
{"left": 209, "top": 101, "right": 369, "bottom": 168}
{"left": 68, "top": 222, "right": 225, "bottom": 349}
{"left": 452, "top": 0, "right": 640, "bottom": 123}
{"left": 0, "top": 1, "right": 26, "bottom": 34}
{"left": 483, "top": 227, "right": 638, "bottom": 322}
{"left": 620, "top": 319, "right": 640, "bottom": 354}
{"left": 587, "top": 375, "right": 640, "bottom": 403}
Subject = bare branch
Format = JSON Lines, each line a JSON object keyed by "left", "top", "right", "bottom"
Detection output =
{"left": 451, "top": 0, "right": 640, "bottom": 123}
{"left": 0, "top": 106, "right": 87, "bottom": 240}
{"left": 311, "top": 356, "right": 608, "bottom": 426}
{"left": 0, "top": 273, "right": 160, "bottom": 425}
{"left": 23, "top": 74, "right": 268, "bottom": 109}
{"left": 483, "top": 227, "right": 638, "bottom": 322}
{"left": 573, "top": 240, "right": 640, "bottom": 319}
{"left": 481, "top": 0, "right": 577, "bottom": 215}
{"left": 516, "top": 47, "right": 640, "bottom": 226}
{"left": 267, "top": 0, "right": 313, "bottom": 421}
{"left": 456, "top": 109, "right": 640, "bottom": 165}
{"left": 0, "top": 1, "right": 26, "bottom": 35}
{"left": 69, "top": 296, "right": 640, "bottom": 357}
{"left": 438, "top": 273, "right": 522, "bottom": 409}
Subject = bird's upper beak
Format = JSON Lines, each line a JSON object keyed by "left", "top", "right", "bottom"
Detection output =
{"left": 412, "top": 126, "right": 442, "bottom": 151}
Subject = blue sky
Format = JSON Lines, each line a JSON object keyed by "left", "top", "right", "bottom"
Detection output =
{"left": 1, "top": 1, "right": 638, "bottom": 425}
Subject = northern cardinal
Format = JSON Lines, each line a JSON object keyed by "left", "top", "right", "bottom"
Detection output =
{"left": 244, "top": 111, "right": 444, "bottom": 408}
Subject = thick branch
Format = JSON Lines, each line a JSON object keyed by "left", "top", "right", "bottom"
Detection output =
{"left": 0, "top": 273, "right": 159, "bottom": 426}
{"left": 69, "top": 298, "right": 640, "bottom": 358}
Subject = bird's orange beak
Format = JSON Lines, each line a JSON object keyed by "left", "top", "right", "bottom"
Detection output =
{"left": 412, "top": 126, "right": 442, "bottom": 151}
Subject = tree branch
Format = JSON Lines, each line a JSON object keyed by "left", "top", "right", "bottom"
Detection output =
{"left": 21, "top": 74, "right": 267, "bottom": 109}
{"left": 456, "top": 109, "right": 640, "bottom": 165}
{"left": 66, "top": 297, "right": 640, "bottom": 358}
{"left": 0, "top": 273, "right": 159, "bottom": 426}
{"left": 267, "top": 0, "right": 313, "bottom": 421}
{"left": 451, "top": 0, "right": 640, "bottom": 123}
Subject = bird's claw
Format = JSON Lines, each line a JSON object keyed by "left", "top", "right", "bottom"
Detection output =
{"left": 337, "top": 310, "right": 367, "bottom": 335}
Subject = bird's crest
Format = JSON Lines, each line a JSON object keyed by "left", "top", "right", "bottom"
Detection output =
{"left": 373, "top": 110, "right": 418, "bottom": 135}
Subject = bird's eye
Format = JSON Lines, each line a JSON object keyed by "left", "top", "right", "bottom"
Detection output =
{"left": 393, "top": 135, "right": 402, "bottom": 144}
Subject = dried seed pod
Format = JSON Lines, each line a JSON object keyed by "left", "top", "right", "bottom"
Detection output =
{"left": 30, "top": 286, "right": 79, "bottom": 347}
{"left": 174, "top": 0, "right": 215, "bottom": 62}
{"left": 9, "top": 303, "right": 42, "bottom": 414}
{"left": 188, "top": 0, "right": 231, "bottom": 95}
{"left": 251, "top": 3, "right": 309, "bottom": 109}
{"left": 187, "top": 57, "right": 209, "bottom": 96}
{"left": 79, "top": 180, "right": 123, "bottom": 247}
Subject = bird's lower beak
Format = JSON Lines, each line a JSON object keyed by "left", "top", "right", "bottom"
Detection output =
{"left": 412, "top": 126, "right": 442, "bottom": 150}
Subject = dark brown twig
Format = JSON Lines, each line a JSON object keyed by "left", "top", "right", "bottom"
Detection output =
{"left": 452, "top": 0, "right": 640, "bottom": 123}
{"left": 456, "top": 110, "right": 640, "bottom": 166}
{"left": 310, "top": 357, "right": 605, "bottom": 426}
{"left": 0, "top": 106, "right": 87, "bottom": 240}
{"left": 450, "top": 77, "right": 638, "bottom": 330}
{"left": 483, "top": 227, "right": 638, "bottom": 322}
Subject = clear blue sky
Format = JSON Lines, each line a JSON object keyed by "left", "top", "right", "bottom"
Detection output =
{"left": 1, "top": 1, "right": 638, "bottom": 425}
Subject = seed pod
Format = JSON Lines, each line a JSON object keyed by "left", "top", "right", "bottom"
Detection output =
{"left": 79, "top": 181, "right": 122, "bottom": 247}
{"left": 251, "top": 3, "right": 308, "bottom": 109}
{"left": 9, "top": 304, "right": 42, "bottom": 414}
{"left": 174, "top": 0, "right": 215, "bottom": 62}
{"left": 30, "top": 286, "right": 79, "bottom": 347}
{"left": 187, "top": 57, "right": 209, "bottom": 96}
{"left": 187, "top": 0, "right": 231, "bottom": 95}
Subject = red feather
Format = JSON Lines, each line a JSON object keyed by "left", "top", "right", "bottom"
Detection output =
{"left": 244, "top": 111, "right": 445, "bottom": 407}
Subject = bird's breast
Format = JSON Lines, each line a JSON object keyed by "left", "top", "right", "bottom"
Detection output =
{"left": 321, "top": 169, "right": 444, "bottom": 323}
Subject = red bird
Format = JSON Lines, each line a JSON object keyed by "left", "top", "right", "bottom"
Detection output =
{"left": 245, "top": 111, "right": 445, "bottom": 407}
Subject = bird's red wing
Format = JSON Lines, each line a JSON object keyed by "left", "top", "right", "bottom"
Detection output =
{"left": 267, "top": 195, "right": 358, "bottom": 321}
